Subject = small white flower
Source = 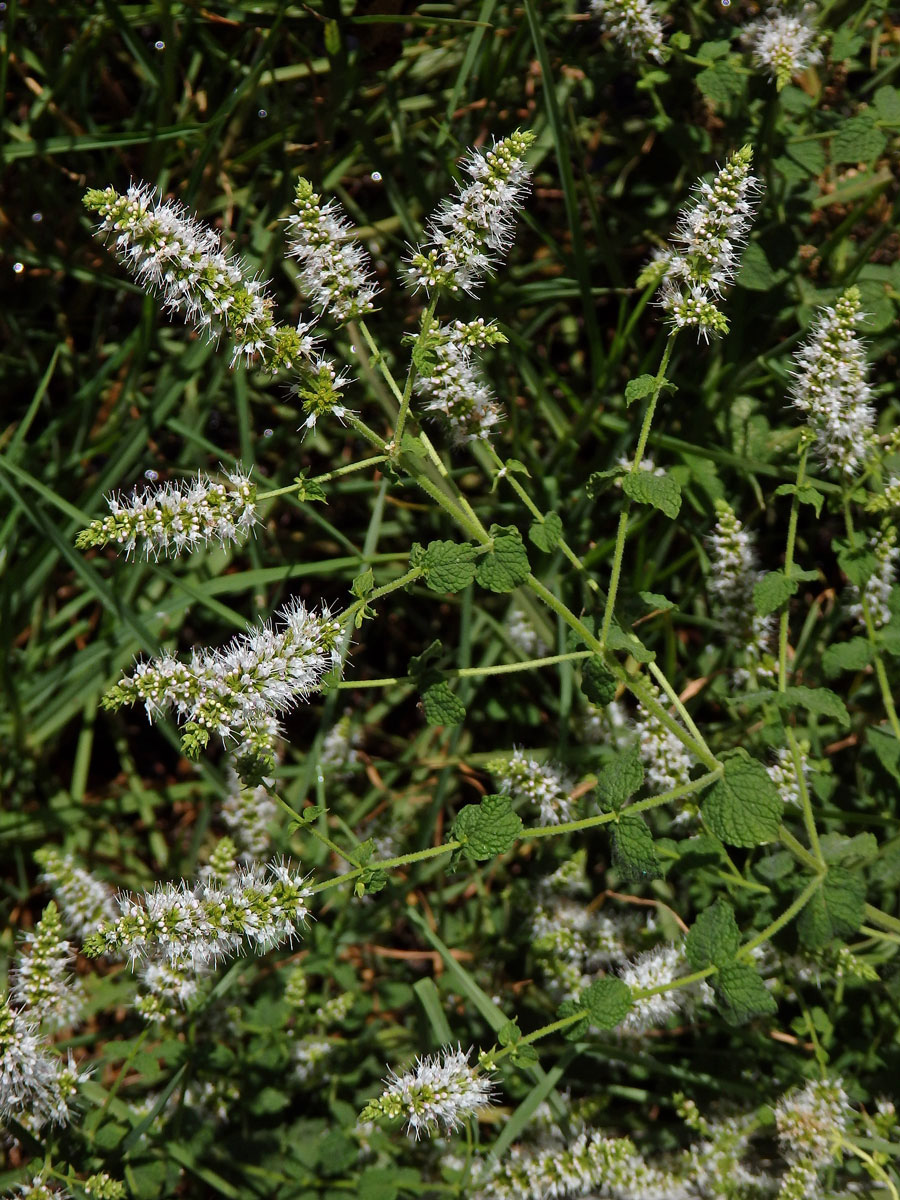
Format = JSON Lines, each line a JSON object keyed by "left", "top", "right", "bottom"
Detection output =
{"left": 633, "top": 685, "right": 694, "bottom": 797}
{"left": 590, "top": 0, "right": 666, "bottom": 63}
{"left": 284, "top": 178, "right": 379, "bottom": 322}
{"left": 84, "top": 182, "right": 315, "bottom": 373}
{"left": 789, "top": 286, "right": 875, "bottom": 476}
{"left": 221, "top": 763, "right": 279, "bottom": 861}
{"left": 496, "top": 747, "right": 575, "bottom": 825}
{"left": 848, "top": 524, "right": 898, "bottom": 630}
{"left": 767, "top": 744, "right": 809, "bottom": 807}
{"left": 775, "top": 1076, "right": 850, "bottom": 1166}
{"left": 293, "top": 1036, "right": 333, "bottom": 1083}
{"left": 106, "top": 599, "right": 342, "bottom": 756}
{"left": 744, "top": 8, "right": 822, "bottom": 91}
{"left": 368, "top": 1045, "right": 495, "bottom": 1138}
{"left": 0, "top": 997, "right": 88, "bottom": 1130}
{"left": 10, "top": 902, "right": 84, "bottom": 1031}
{"left": 35, "top": 848, "right": 117, "bottom": 940}
{"left": 707, "top": 501, "right": 774, "bottom": 677}
{"left": 655, "top": 147, "right": 760, "bottom": 340}
{"left": 406, "top": 131, "right": 534, "bottom": 295}
{"left": 84, "top": 859, "right": 312, "bottom": 969}
{"left": 618, "top": 944, "right": 685, "bottom": 1032}
{"left": 414, "top": 317, "right": 505, "bottom": 442}
{"left": 319, "top": 711, "right": 362, "bottom": 778}
{"left": 77, "top": 468, "right": 257, "bottom": 559}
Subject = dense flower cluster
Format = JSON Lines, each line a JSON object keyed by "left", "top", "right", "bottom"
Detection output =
{"left": 103, "top": 599, "right": 342, "bottom": 760}
{"left": 633, "top": 685, "right": 694, "bottom": 797}
{"left": 407, "top": 131, "right": 535, "bottom": 294}
{"left": 362, "top": 1046, "right": 494, "bottom": 1138}
{"left": 496, "top": 747, "right": 575, "bottom": 824}
{"left": 655, "top": 147, "right": 760, "bottom": 339}
{"left": 744, "top": 8, "right": 822, "bottom": 90}
{"left": 319, "top": 711, "right": 362, "bottom": 778}
{"left": 76, "top": 468, "right": 257, "bottom": 559}
{"left": 848, "top": 524, "right": 899, "bottom": 629}
{"left": 707, "top": 501, "right": 774, "bottom": 678}
{"left": 285, "top": 178, "right": 379, "bottom": 322}
{"left": 767, "top": 744, "right": 809, "bottom": 807}
{"left": 0, "top": 998, "right": 87, "bottom": 1130}
{"left": 83, "top": 182, "right": 316, "bottom": 372}
{"left": 775, "top": 1077, "right": 850, "bottom": 1167}
{"left": 221, "top": 764, "right": 279, "bottom": 860}
{"left": 414, "top": 318, "right": 505, "bottom": 442}
{"left": 589, "top": 0, "right": 666, "bottom": 63}
{"left": 83, "top": 860, "right": 312, "bottom": 968}
{"left": 10, "top": 902, "right": 83, "bottom": 1031}
{"left": 789, "top": 286, "right": 875, "bottom": 476}
{"left": 618, "top": 944, "right": 711, "bottom": 1033}
{"left": 35, "top": 848, "right": 117, "bottom": 940}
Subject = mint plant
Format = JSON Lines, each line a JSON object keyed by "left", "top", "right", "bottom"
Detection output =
{"left": 4, "top": 2, "right": 900, "bottom": 1198}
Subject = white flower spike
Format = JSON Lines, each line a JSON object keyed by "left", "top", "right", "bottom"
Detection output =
{"left": 590, "top": 0, "right": 666, "bottom": 64}
{"left": 362, "top": 1045, "right": 495, "bottom": 1138}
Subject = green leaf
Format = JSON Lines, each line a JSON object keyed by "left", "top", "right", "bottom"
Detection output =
{"left": 557, "top": 998, "right": 590, "bottom": 1041}
{"left": 822, "top": 637, "right": 873, "bottom": 677}
{"left": 498, "top": 1019, "right": 521, "bottom": 1046}
{"left": 453, "top": 794, "right": 523, "bottom": 861}
{"left": 475, "top": 525, "right": 530, "bottom": 593}
{"left": 741, "top": 686, "right": 850, "bottom": 727}
{"left": 421, "top": 540, "right": 477, "bottom": 593}
{"left": 874, "top": 84, "right": 900, "bottom": 124}
{"left": 505, "top": 457, "right": 531, "bottom": 477}
{"left": 819, "top": 831, "right": 878, "bottom": 867}
{"left": 293, "top": 470, "right": 328, "bottom": 503}
{"left": 621, "top": 470, "right": 681, "bottom": 519}
{"left": 753, "top": 571, "right": 798, "bottom": 617}
{"left": 701, "top": 751, "right": 781, "bottom": 847}
{"left": 695, "top": 58, "right": 744, "bottom": 106}
{"left": 685, "top": 898, "right": 740, "bottom": 971}
{"left": 582, "top": 977, "right": 633, "bottom": 1030}
{"left": 422, "top": 681, "right": 465, "bottom": 726}
{"left": 868, "top": 725, "right": 900, "bottom": 781}
{"left": 597, "top": 745, "right": 644, "bottom": 812}
{"left": 737, "top": 241, "right": 781, "bottom": 292}
{"left": 797, "top": 869, "right": 865, "bottom": 950}
{"left": 581, "top": 655, "right": 617, "bottom": 706}
{"left": 606, "top": 626, "right": 655, "bottom": 663}
{"left": 714, "top": 962, "right": 777, "bottom": 1025}
{"left": 639, "top": 590, "right": 675, "bottom": 612}
{"left": 831, "top": 116, "right": 887, "bottom": 165}
{"left": 510, "top": 1043, "right": 539, "bottom": 1067}
{"left": 350, "top": 567, "right": 374, "bottom": 599}
{"left": 612, "top": 815, "right": 661, "bottom": 881}
{"left": 785, "top": 140, "right": 826, "bottom": 176}
{"left": 408, "top": 638, "right": 443, "bottom": 680}
{"left": 625, "top": 374, "right": 655, "bottom": 404}
{"left": 830, "top": 27, "right": 865, "bottom": 61}
{"left": 586, "top": 467, "right": 625, "bottom": 499}
{"left": 528, "top": 511, "right": 562, "bottom": 552}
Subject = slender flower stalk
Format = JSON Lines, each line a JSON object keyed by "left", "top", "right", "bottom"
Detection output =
{"left": 789, "top": 286, "right": 875, "bottom": 476}
{"left": 84, "top": 182, "right": 317, "bottom": 372}
{"left": 653, "top": 147, "right": 760, "bottom": 340}
{"left": 414, "top": 318, "right": 505, "bottom": 442}
{"left": 102, "top": 599, "right": 342, "bottom": 759}
{"left": 744, "top": 8, "right": 822, "bottom": 91}
{"left": 35, "top": 847, "right": 117, "bottom": 940}
{"left": 76, "top": 468, "right": 257, "bottom": 560}
{"left": 83, "top": 860, "right": 312, "bottom": 968}
{"left": 589, "top": 0, "right": 666, "bottom": 63}
{"left": 361, "top": 1045, "right": 495, "bottom": 1138}
{"left": 10, "top": 902, "right": 84, "bottom": 1031}
{"left": 284, "top": 178, "right": 379, "bottom": 322}
{"left": 406, "top": 131, "right": 535, "bottom": 295}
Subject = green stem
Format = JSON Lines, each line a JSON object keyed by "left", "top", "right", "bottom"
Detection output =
{"left": 740, "top": 872, "right": 824, "bottom": 955}
{"left": 779, "top": 824, "right": 827, "bottom": 874}
{"left": 346, "top": 412, "right": 389, "bottom": 450}
{"left": 647, "top": 660, "right": 714, "bottom": 764}
{"left": 308, "top": 841, "right": 461, "bottom": 895}
{"left": 354, "top": 317, "right": 405, "bottom": 407}
{"left": 257, "top": 455, "right": 388, "bottom": 501}
{"left": 338, "top": 566, "right": 424, "bottom": 628}
{"left": 335, "top": 649, "right": 594, "bottom": 689}
{"left": 778, "top": 447, "right": 808, "bottom": 691}
{"left": 864, "top": 903, "right": 900, "bottom": 936}
{"left": 395, "top": 296, "right": 439, "bottom": 443}
{"left": 600, "top": 331, "right": 677, "bottom": 647}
